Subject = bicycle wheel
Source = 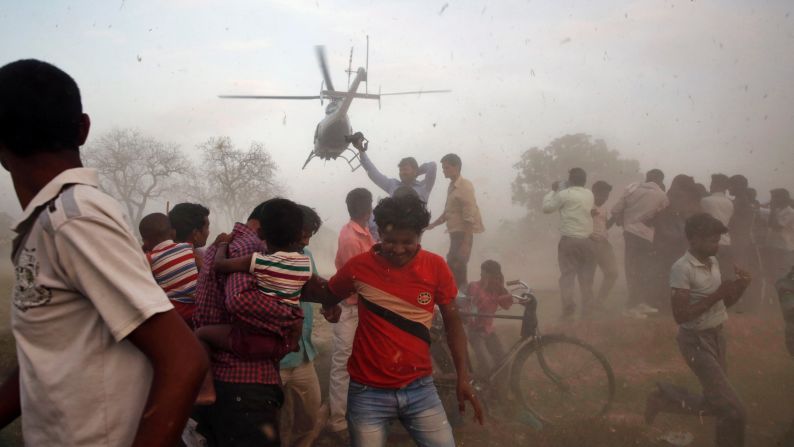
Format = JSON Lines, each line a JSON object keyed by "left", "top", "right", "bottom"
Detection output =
{"left": 510, "top": 334, "right": 615, "bottom": 424}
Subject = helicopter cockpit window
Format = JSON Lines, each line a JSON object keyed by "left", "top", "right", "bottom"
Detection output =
{"left": 325, "top": 101, "right": 339, "bottom": 116}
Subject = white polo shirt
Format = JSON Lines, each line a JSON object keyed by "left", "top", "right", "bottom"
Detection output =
{"left": 10, "top": 168, "right": 173, "bottom": 446}
{"left": 669, "top": 251, "right": 728, "bottom": 331}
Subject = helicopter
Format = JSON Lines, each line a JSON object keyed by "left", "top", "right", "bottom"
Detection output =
{"left": 219, "top": 40, "right": 450, "bottom": 170}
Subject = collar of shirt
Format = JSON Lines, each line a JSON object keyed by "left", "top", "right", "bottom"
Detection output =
{"left": 231, "top": 221, "right": 259, "bottom": 241}
{"left": 370, "top": 243, "right": 423, "bottom": 269}
{"left": 348, "top": 220, "right": 373, "bottom": 238}
{"left": 150, "top": 240, "right": 177, "bottom": 252}
{"left": 13, "top": 167, "right": 99, "bottom": 231}
{"left": 684, "top": 251, "right": 716, "bottom": 269}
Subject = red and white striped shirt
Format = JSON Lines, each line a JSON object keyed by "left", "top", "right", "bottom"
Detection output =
{"left": 146, "top": 240, "right": 199, "bottom": 304}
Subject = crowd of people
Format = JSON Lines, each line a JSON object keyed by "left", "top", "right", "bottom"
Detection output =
{"left": 0, "top": 59, "right": 792, "bottom": 447}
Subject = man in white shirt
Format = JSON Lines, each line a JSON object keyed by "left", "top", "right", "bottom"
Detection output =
{"left": 611, "top": 169, "right": 670, "bottom": 314}
{"left": 542, "top": 167, "right": 596, "bottom": 319}
{"left": 701, "top": 174, "right": 736, "bottom": 281}
{"left": 0, "top": 59, "right": 207, "bottom": 446}
{"left": 645, "top": 213, "right": 750, "bottom": 447}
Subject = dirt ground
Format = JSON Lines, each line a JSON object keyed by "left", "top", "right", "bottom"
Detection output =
{"left": 0, "top": 271, "right": 792, "bottom": 446}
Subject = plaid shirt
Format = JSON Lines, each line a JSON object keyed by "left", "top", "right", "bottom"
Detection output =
{"left": 194, "top": 223, "right": 280, "bottom": 384}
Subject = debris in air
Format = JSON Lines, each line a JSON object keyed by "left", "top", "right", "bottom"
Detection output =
{"left": 439, "top": 3, "right": 449, "bottom": 15}
{"left": 136, "top": 55, "right": 142, "bottom": 62}
{"left": 560, "top": 37, "right": 572, "bottom": 45}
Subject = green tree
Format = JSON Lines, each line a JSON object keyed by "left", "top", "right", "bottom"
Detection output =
{"left": 511, "top": 133, "right": 641, "bottom": 217}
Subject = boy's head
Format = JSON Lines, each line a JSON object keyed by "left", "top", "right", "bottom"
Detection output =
{"left": 345, "top": 187, "right": 373, "bottom": 221}
{"left": 0, "top": 60, "right": 89, "bottom": 164}
{"left": 298, "top": 204, "right": 322, "bottom": 250}
{"left": 646, "top": 169, "right": 665, "bottom": 189}
{"left": 568, "top": 167, "right": 587, "bottom": 187}
{"left": 139, "top": 213, "right": 174, "bottom": 252}
{"left": 709, "top": 173, "right": 730, "bottom": 194}
{"left": 373, "top": 194, "right": 431, "bottom": 266}
{"left": 168, "top": 202, "right": 210, "bottom": 247}
{"left": 398, "top": 157, "right": 419, "bottom": 184}
{"left": 249, "top": 198, "right": 304, "bottom": 250}
{"left": 685, "top": 213, "right": 728, "bottom": 258}
{"left": 591, "top": 180, "right": 613, "bottom": 206}
{"left": 480, "top": 260, "right": 503, "bottom": 287}
{"left": 440, "top": 153, "right": 462, "bottom": 180}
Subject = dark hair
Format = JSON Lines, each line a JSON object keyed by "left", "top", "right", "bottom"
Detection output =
{"left": 568, "top": 167, "right": 587, "bottom": 186}
{"left": 298, "top": 204, "right": 322, "bottom": 235}
{"left": 346, "top": 188, "right": 373, "bottom": 219}
{"left": 646, "top": 169, "right": 665, "bottom": 183}
{"left": 373, "top": 195, "right": 431, "bottom": 235}
{"left": 771, "top": 188, "right": 791, "bottom": 203}
{"left": 398, "top": 157, "right": 419, "bottom": 170}
{"left": 0, "top": 60, "right": 83, "bottom": 156}
{"left": 480, "top": 259, "right": 502, "bottom": 276}
{"left": 139, "top": 212, "right": 172, "bottom": 243}
{"left": 169, "top": 203, "right": 209, "bottom": 242}
{"left": 685, "top": 213, "right": 728, "bottom": 240}
{"left": 251, "top": 198, "right": 303, "bottom": 248}
{"left": 728, "top": 174, "right": 748, "bottom": 191}
{"left": 393, "top": 185, "right": 419, "bottom": 200}
{"left": 710, "top": 173, "right": 730, "bottom": 192}
{"left": 592, "top": 180, "right": 612, "bottom": 194}
{"left": 441, "top": 153, "right": 462, "bottom": 169}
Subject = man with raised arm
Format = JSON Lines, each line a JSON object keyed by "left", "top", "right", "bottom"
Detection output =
{"left": 0, "top": 59, "right": 208, "bottom": 447}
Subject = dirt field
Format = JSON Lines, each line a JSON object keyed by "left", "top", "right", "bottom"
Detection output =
{"left": 0, "top": 274, "right": 791, "bottom": 446}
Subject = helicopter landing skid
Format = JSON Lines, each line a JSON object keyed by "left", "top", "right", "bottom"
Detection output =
{"left": 300, "top": 147, "right": 362, "bottom": 172}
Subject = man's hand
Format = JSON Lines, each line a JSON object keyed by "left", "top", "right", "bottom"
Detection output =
{"left": 350, "top": 132, "right": 368, "bottom": 152}
{"left": 457, "top": 379, "right": 484, "bottom": 425}
{"left": 321, "top": 304, "right": 342, "bottom": 323}
{"left": 551, "top": 181, "right": 560, "bottom": 192}
{"left": 426, "top": 222, "right": 439, "bottom": 231}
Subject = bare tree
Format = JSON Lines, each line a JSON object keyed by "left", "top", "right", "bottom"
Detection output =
{"left": 84, "top": 128, "right": 190, "bottom": 225}
{"left": 189, "top": 137, "right": 282, "bottom": 227}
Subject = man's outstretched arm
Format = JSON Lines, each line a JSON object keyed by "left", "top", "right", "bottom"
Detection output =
{"left": 127, "top": 310, "right": 209, "bottom": 447}
{"left": 359, "top": 151, "right": 396, "bottom": 195}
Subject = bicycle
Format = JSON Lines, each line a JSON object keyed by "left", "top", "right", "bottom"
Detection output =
{"left": 431, "top": 280, "right": 615, "bottom": 427}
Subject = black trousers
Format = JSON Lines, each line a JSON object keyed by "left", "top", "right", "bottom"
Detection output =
{"left": 196, "top": 381, "right": 284, "bottom": 447}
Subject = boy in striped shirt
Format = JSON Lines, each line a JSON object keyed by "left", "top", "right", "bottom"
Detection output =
{"left": 195, "top": 199, "right": 314, "bottom": 361}
{"left": 139, "top": 212, "right": 200, "bottom": 324}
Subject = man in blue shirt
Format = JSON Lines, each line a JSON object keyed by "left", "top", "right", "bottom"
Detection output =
{"left": 279, "top": 205, "right": 339, "bottom": 447}
{"left": 351, "top": 134, "right": 437, "bottom": 240}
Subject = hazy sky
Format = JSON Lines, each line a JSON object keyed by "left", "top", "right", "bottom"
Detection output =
{"left": 1, "top": 0, "right": 793, "bottom": 237}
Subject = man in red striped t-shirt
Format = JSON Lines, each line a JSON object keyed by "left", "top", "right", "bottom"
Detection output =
{"left": 140, "top": 212, "right": 199, "bottom": 324}
{"left": 327, "top": 195, "right": 482, "bottom": 447}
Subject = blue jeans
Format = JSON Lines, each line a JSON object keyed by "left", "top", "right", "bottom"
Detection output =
{"left": 347, "top": 376, "right": 455, "bottom": 447}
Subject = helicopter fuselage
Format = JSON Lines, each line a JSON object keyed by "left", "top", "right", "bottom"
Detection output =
{"left": 313, "top": 105, "right": 352, "bottom": 160}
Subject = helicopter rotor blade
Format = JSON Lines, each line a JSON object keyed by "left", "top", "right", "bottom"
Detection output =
{"left": 378, "top": 89, "right": 452, "bottom": 96}
{"left": 315, "top": 46, "right": 335, "bottom": 92}
{"left": 218, "top": 95, "right": 322, "bottom": 100}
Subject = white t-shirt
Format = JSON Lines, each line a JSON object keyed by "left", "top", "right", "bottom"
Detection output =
{"left": 767, "top": 206, "right": 794, "bottom": 251}
{"left": 701, "top": 192, "right": 734, "bottom": 246}
{"left": 669, "top": 251, "right": 728, "bottom": 331}
{"left": 11, "top": 168, "right": 173, "bottom": 446}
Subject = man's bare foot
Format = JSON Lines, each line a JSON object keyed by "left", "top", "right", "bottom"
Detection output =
{"left": 196, "top": 372, "right": 216, "bottom": 405}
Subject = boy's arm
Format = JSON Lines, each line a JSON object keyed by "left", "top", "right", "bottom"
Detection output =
{"left": 723, "top": 268, "right": 751, "bottom": 308}
{"left": 438, "top": 302, "right": 484, "bottom": 425}
{"left": 193, "top": 248, "right": 205, "bottom": 271}
{"left": 213, "top": 242, "right": 253, "bottom": 273}
{"left": 127, "top": 310, "right": 209, "bottom": 447}
{"left": 0, "top": 368, "right": 20, "bottom": 429}
{"left": 542, "top": 189, "right": 562, "bottom": 214}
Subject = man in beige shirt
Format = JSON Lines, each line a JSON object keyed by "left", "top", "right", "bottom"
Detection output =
{"left": 428, "top": 153, "right": 484, "bottom": 287}
{"left": 611, "top": 169, "right": 670, "bottom": 314}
